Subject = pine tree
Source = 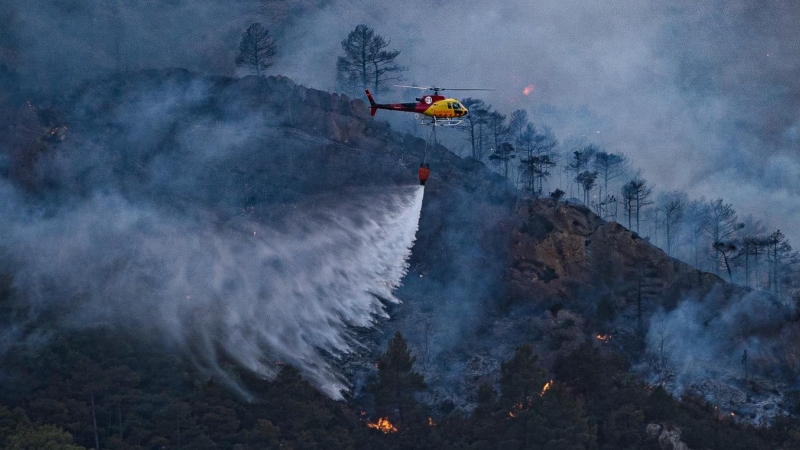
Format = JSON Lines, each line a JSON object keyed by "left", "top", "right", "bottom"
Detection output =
{"left": 489, "top": 142, "right": 516, "bottom": 178}
{"left": 235, "top": 23, "right": 277, "bottom": 76}
{"left": 336, "top": 24, "right": 404, "bottom": 94}
{"left": 500, "top": 344, "right": 548, "bottom": 407}
{"left": 369, "top": 332, "right": 426, "bottom": 425}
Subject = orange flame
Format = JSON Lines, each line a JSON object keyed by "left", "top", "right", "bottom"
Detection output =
{"left": 540, "top": 380, "right": 553, "bottom": 396}
{"left": 522, "top": 84, "right": 535, "bottom": 95}
{"left": 367, "top": 417, "right": 398, "bottom": 434}
{"left": 596, "top": 334, "right": 611, "bottom": 343}
{"left": 508, "top": 401, "right": 525, "bottom": 418}
{"left": 428, "top": 417, "right": 436, "bottom": 427}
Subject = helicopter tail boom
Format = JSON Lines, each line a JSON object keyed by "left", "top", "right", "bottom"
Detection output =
{"left": 364, "top": 89, "right": 379, "bottom": 116}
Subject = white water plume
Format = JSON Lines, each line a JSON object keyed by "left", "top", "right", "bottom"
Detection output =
{"left": 1, "top": 183, "right": 425, "bottom": 398}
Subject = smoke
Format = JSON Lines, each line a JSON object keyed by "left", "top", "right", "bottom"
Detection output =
{"left": 644, "top": 286, "right": 797, "bottom": 419}
{"left": 0, "top": 0, "right": 331, "bottom": 92}
{"left": 0, "top": 64, "right": 427, "bottom": 398}
{"left": 272, "top": 0, "right": 800, "bottom": 243}
{"left": 0, "top": 179, "right": 423, "bottom": 398}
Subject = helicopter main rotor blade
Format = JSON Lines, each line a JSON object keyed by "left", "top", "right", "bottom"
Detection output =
{"left": 393, "top": 84, "right": 435, "bottom": 90}
{"left": 440, "top": 88, "right": 495, "bottom": 91}
{"left": 393, "top": 84, "right": 495, "bottom": 92}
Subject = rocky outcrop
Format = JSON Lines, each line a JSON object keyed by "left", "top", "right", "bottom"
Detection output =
{"left": 508, "top": 198, "right": 746, "bottom": 317}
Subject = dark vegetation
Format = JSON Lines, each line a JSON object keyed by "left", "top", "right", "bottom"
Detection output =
{"left": 3, "top": 322, "right": 800, "bottom": 449}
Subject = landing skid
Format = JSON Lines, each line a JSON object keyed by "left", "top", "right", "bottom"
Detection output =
{"left": 414, "top": 114, "right": 463, "bottom": 127}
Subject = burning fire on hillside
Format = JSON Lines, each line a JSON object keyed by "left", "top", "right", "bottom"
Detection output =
{"left": 509, "top": 380, "right": 554, "bottom": 418}
{"left": 367, "top": 417, "right": 398, "bottom": 434}
{"left": 595, "top": 334, "right": 611, "bottom": 343}
{"left": 508, "top": 401, "right": 524, "bottom": 418}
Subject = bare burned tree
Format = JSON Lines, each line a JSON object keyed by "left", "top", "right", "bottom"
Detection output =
{"left": 518, "top": 124, "right": 558, "bottom": 197}
{"left": 741, "top": 235, "right": 769, "bottom": 288}
{"left": 459, "top": 98, "right": 490, "bottom": 160}
{"left": 488, "top": 142, "right": 516, "bottom": 178}
{"left": 576, "top": 170, "right": 597, "bottom": 206}
{"left": 658, "top": 191, "right": 687, "bottom": 256}
{"left": 566, "top": 145, "right": 597, "bottom": 197}
{"left": 592, "top": 151, "right": 629, "bottom": 218}
{"left": 764, "top": 230, "right": 799, "bottom": 297}
{"left": 646, "top": 326, "right": 674, "bottom": 386}
{"left": 235, "top": 23, "right": 277, "bottom": 76}
{"left": 705, "top": 198, "right": 742, "bottom": 245}
{"left": 705, "top": 198, "right": 744, "bottom": 276}
{"left": 685, "top": 199, "right": 711, "bottom": 269}
{"left": 508, "top": 109, "right": 529, "bottom": 146}
{"left": 486, "top": 111, "right": 509, "bottom": 153}
{"left": 713, "top": 241, "right": 737, "bottom": 282}
{"left": 621, "top": 177, "right": 653, "bottom": 234}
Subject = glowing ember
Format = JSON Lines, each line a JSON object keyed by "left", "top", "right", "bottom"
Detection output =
{"left": 367, "top": 417, "right": 398, "bottom": 434}
{"left": 508, "top": 401, "right": 524, "bottom": 418}
{"left": 540, "top": 380, "right": 553, "bottom": 396}
{"left": 596, "top": 334, "right": 611, "bottom": 343}
{"left": 428, "top": 417, "right": 436, "bottom": 427}
{"left": 522, "top": 84, "right": 535, "bottom": 95}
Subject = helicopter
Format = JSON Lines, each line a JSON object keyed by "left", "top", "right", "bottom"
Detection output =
{"left": 365, "top": 85, "right": 492, "bottom": 185}
{"left": 364, "top": 85, "right": 491, "bottom": 127}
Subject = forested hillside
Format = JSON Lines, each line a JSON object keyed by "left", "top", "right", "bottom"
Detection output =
{"left": 2, "top": 70, "right": 800, "bottom": 449}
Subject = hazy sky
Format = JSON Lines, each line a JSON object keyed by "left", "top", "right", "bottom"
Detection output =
{"left": 275, "top": 0, "right": 800, "bottom": 239}
{"left": 3, "top": 0, "right": 799, "bottom": 239}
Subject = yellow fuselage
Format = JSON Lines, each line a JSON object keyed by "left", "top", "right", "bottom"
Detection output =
{"left": 422, "top": 98, "right": 469, "bottom": 118}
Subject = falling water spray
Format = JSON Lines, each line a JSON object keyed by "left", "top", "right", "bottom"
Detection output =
{"left": 0, "top": 182, "right": 426, "bottom": 398}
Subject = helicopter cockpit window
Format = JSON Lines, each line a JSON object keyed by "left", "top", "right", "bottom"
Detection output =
{"left": 447, "top": 103, "right": 453, "bottom": 109}
{"left": 454, "top": 103, "right": 462, "bottom": 109}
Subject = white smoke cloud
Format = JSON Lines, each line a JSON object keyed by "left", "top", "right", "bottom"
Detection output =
{"left": 644, "top": 286, "right": 796, "bottom": 421}
{"left": 0, "top": 182, "right": 424, "bottom": 398}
